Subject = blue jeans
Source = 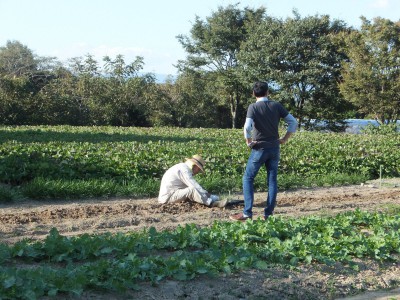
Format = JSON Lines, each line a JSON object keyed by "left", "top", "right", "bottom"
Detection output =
{"left": 242, "top": 146, "right": 280, "bottom": 218}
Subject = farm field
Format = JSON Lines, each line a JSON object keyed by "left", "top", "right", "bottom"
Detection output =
{"left": 1, "top": 179, "right": 400, "bottom": 299}
{"left": 1, "top": 126, "right": 400, "bottom": 299}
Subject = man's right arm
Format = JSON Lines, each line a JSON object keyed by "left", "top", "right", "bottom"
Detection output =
{"left": 179, "top": 167, "right": 208, "bottom": 195}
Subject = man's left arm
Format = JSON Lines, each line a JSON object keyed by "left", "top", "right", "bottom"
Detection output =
{"left": 280, "top": 114, "right": 297, "bottom": 144}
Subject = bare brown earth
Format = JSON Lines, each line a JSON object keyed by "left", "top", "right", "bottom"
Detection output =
{"left": 1, "top": 178, "right": 400, "bottom": 300}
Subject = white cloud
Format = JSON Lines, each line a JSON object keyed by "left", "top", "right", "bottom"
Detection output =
{"left": 369, "top": 0, "right": 390, "bottom": 8}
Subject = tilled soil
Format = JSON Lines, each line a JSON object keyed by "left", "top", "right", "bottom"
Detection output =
{"left": 1, "top": 178, "right": 400, "bottom": 299}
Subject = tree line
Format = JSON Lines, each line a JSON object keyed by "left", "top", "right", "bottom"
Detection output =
{"left": 0, "top": 5, "right": 399, "bottom": 129}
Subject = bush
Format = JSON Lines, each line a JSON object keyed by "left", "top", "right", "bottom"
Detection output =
{"left": 361, "top": 123, "right": 399, "bottom": 135}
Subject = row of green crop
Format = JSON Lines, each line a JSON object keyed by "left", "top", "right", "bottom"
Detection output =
{"left": 1, "top": 209, "right": 399, "bottom": 299}
{"left": 0, "top": 126, "right": 399, "bottom": 200}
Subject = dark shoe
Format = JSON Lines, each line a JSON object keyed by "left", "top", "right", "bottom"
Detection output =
{"left": 211, "top": 198, "right": 228, "bottom": 208}
{"left": 229, "top": 213, "right": 252, "bottom": 222}
{"left": 263, "top": 214, "right": 273, "bottom": 220}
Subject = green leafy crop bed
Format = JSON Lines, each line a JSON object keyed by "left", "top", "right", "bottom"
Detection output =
{"left": 0, "top": 125, "right": 399, "bottom": 201}
{"left": 0, "top": 210, "right": 399, "bottom": 299}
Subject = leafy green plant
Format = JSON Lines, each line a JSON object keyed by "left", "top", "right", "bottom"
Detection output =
{"left": 361, "top": 124, "right": 399, "bottom": 135}
{"left": 1, "top": 210, "right": 399, "bottom": 298}
{"left": 0, "top": 184, "right": 19, "bottom": 203}
{"left": 0, "top": 126, "right": 399, "bottom": 200}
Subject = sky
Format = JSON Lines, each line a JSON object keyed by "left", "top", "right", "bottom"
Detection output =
{"left": 1, "top": 0, "right": 399, "bottom": 76}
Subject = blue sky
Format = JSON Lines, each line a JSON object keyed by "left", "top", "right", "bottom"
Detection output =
{"left": 1, "top": 0, "right": 399, "bottom": 76}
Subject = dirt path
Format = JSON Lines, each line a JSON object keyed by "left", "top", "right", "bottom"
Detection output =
{"left": 1, "top": 179, "right": 399, "bottom": 244}
{"left": 1, "top": 178, "right": 400, "bottom": 299}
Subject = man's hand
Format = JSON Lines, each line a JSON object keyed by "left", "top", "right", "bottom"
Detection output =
{"left": 279, "top": 132, "right": 293, "bottom": 144}
{"left": 247, "top": 140, "right": 257, "bottom": 148}
{"left": 279, "top": 138, "right": 288, "bottom": 144}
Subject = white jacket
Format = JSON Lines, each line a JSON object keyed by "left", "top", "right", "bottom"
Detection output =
{"left": 158, "top": 162, "right": 208, "bottom": 203}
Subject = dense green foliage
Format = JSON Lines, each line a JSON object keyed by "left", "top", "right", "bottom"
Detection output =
{"left": 0, "top": 45, "right": 158, "bottom": 126}
{"left": 0, "top": 126, "right": 399, "bottom": 201}
{"left": 1, "top": 210, "right": 399, "bottom": 298}
{"left": 338, "top": 17, "right": 400, "bottom": 124}
{"left": 239, "top": 12, "right": 353, "bottom": 130}
{"left": 1, "top": 9, "right": 399, "bottom": 128}
{"left": 177, "top": 5, "right": 265, "bottom": 128}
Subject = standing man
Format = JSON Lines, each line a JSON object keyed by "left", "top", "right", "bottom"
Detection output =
{"left": 230, "top": 81, "right": 297, "bottom": 221}
{"left": 158, "top": 154, "right": 227, "bottom": 208}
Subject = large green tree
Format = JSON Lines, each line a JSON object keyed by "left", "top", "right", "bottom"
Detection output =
{"left": 0, "top": 40, "right": 37, "bottom": 77}
{"left": 0, "top": 40, "right": 58, "bottom": 85}
{"left": 153, "top": 70, "right": 228, "bottom": 127}
{"left": 38, "top": 54, "right": 156, "bottom": 126}
{"left": 37, "top": 65, "right": 91, "bottom": 125}
{"left": 239, "top": 12, "right": 352, "bottom": 130}
{"left": 338, "top": 17, "right": 400, "bottom": 124}
{"left": 102, "top": 54, "right": 156, "bottom": 126}
{"left": 0, "top": 41, "right": 56, "bottom": 124}
{"left": 177, "top": 4, "right": 265, "bottom": 128}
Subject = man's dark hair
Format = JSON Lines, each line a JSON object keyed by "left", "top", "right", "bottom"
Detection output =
{"left": 253, "top": 81, "right": 269, "bottom": 97}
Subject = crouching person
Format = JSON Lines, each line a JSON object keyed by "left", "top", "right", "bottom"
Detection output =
{"left": 158, "top": 155, "right": 227, "bottom": 208}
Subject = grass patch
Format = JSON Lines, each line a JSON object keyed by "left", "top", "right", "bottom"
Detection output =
{"left": 9, "top": 172, "right": 371, "bottom": 201}
{"left": 0, "top": 185, "right": 18, "bottom": 203}
{"left": 380, "top": 204, "right": 400, "bottom": 215}
{"left": 0, "top": 170, "right": 377, "bottom": 203}
{"left": 21, "top": 177, "right": 159, "bottom": 200}
{"left": 277, "top": 173, "right": 368, "bottom": 190}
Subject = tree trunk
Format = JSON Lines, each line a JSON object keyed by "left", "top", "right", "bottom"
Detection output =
{"left": 229, "top": 93, "right": 239, "bottom": 129}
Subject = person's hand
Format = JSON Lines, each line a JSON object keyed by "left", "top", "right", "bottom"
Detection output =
{"left": 247, "top": 141, "right": 257, "bottom": 148}
{"left": 210, "top": 194, "right": 219, "bottom": 201}
{"left": 280, "top": 132, "right": 293, "bottom": 144}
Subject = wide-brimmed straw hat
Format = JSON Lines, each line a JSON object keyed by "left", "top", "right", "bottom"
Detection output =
{"left": 185, "top": 154, "right": 205, "bottom": 173}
